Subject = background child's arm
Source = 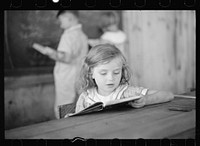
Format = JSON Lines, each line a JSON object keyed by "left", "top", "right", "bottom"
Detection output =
{"left": 32, "top": 43, "right": 73, "bottom": 63}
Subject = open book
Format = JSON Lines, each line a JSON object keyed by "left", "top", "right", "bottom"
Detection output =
{"left": 67, "top": 95, "right": 141, "bottom": 117}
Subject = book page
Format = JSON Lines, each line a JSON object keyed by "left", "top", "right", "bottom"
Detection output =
{"left": 104, "top": 96, "right": 141, "bottom": 107}
{"left": 68, "top": 102, "right": 104, "bottom": 117}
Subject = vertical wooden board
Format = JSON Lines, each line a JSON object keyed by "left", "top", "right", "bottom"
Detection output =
{"left": 188, "top": 11, "right": 196, "bottom": 90}
{"left": 142, "top": 11, "right": 177, "bottom": 91}
{"left": 122, "top": 11, "right": 195, "bottom": 94}
{"left": 123, "top": 11, "right": 177, "bottom": 91}
{"left": 122, "top": 11, "right": 144, "bottom": 86}
{"left": 175, "top": 11, "right": 195, "bottom": 93}
{"left": 189, "top": 11, "right": 196, "bottom": 90}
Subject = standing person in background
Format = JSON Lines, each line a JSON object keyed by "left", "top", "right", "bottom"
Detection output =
{"left": 33, "top": 10, "right": 88, "bottom": 119}
{"left": 100, "top": 11, "right": 127, "bottom": 56}
{"left": 89, "top": 11, "right": 127, "bottom": 56}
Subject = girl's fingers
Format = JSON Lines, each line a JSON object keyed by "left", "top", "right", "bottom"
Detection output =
{"left": 128, "top": 97, "right": 145, "bottom": 108}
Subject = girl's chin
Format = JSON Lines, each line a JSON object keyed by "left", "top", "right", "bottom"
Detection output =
{"left": 98, "top": 89, "right": 115, "bottom": 96}
{"left": 105, "top": 86, "right": 117, "bottom": 93}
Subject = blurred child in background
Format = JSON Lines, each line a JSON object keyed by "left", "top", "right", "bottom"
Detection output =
{"left": 89, "top": 11, "right": 127, "bottom": 56}
{"left": 33, "top": 10, "right": 88, "bottom": 119}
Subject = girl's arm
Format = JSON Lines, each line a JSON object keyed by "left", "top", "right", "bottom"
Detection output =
{"left": 129, "top": 89, "right": 174, "bottom": 108}
{"left": 144, "top": 90, "right": 174, "bottom": 105}
{"left": 75, "top": 92, "right": 95, "bottom": 113}
{"left": 75, "top": 93, "right": 86, "bottom": 113}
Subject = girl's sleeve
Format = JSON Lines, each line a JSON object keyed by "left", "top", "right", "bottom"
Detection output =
{"left": 75, "top": 92, "right": 95, "bottom": 113}
{"left": 75, "top": 93, "right": 87, "bottom": 113}
{"left": 123, "top": 86, "right": 149, "bottom": 98}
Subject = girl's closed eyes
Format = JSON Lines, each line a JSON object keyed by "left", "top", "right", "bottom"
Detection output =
{"left": 99, "top": 69, "right": 121, "bottom": 76}
{"left": 113, "top": 69, "right": 121, "bottom": 74}
{"left": 99, "top": 71, "right": 107, "bottom": 75}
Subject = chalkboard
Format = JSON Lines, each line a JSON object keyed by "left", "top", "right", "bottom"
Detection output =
{"left": 4, "top": 10, "right": 122, "bottom": 76}
{"left": 5, "top": 10, "right": 62, "bottom": 69}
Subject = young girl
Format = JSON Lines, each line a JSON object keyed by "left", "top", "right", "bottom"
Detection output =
{"left": 75, "top": 44, "right": 174, "bottom": 113}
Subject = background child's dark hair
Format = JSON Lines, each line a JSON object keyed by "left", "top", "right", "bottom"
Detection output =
{"left": 56, "top": 10, "right": 79, "bottom": 18}
{"left": 77, "top": 44, "right": 131, "bottom": 94}
{"left": 100, "top": 11, "right": 120, "bottom": 31}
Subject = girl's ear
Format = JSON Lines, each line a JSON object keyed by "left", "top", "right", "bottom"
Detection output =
{"left": 90, "top": 69, "right": 95, "bottom": 79}
{"left": 91, "top": 71, "right": 95, "bottom": 79}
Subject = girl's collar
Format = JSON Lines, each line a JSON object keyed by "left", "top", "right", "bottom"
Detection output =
{"left": 95, "top": 88, "right": 115, "bottom": 98}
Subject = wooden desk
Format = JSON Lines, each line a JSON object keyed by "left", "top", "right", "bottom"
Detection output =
{"left": 5, "top": 94, "right": 195, "bottom": 139}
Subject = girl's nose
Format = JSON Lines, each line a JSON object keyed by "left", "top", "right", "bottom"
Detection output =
{"left": 107, "top": 73, "right": 114, "bottom": 81}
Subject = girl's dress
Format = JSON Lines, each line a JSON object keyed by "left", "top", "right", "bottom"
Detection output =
{"left": 75, "top": 84, "right": 148, "bottom": 113}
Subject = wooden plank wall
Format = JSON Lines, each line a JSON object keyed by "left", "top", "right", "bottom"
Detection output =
{"left": 122, "top": 11, "right": 195, "bottom": 94}
{"left": 4, "top": 74, "right": 55, "bottom": 130}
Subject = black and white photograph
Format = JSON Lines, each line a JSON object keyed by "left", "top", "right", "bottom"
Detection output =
{"left": 4, "top": 10, "right": 196, "bottom": 140}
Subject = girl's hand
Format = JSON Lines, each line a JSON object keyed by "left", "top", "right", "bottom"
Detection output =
{"left": 128, "top": 96, "right": 146, "bottom": 108}
{"left": 64, "top": 114, "right": 70, "bottom": 118}
{"left": 64, "top": 113, "right": 74, "bottom": 118}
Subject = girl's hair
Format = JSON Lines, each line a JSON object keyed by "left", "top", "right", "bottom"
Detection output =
{"left": 77, "top": 44, "right": 131, "bottom": 94}
{"left": 100, "top": 11, "right": 120, "bottom": 30}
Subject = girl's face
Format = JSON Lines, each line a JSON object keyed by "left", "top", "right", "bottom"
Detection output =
{"left": 92, "top": 57, "right": 122, "bottom": 96}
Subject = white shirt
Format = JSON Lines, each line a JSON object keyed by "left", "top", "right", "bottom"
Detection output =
{"left": 101, "top": 30, "right": 127, "bottom": 55}
{"left": 101, "top": 30, "right": 127, "bottom": 44}
{"left": 54, "top": 24, "right": 88, "bottom": 108}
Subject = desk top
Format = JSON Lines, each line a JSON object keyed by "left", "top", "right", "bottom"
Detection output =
{"left": 5, "top": 93, "right": 196, "bottom": 139}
